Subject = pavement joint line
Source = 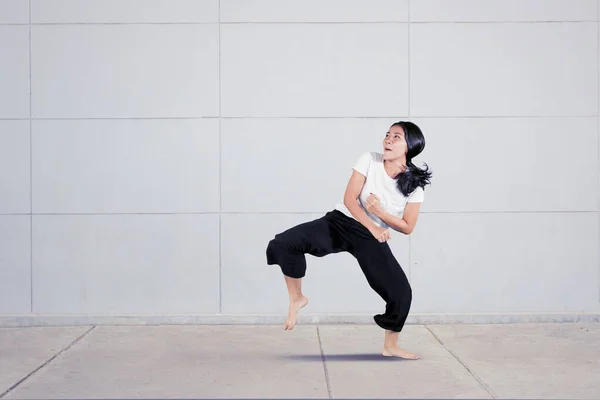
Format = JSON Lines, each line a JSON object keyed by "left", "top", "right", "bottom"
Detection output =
{"left": 0, "top": 325, "right": 96, "bottom": 399}
{"left": 316, "top": 326, "right": 333, "bottom": 399}
{"left": 425, "top": 325, "right": 497, "bottom": 400}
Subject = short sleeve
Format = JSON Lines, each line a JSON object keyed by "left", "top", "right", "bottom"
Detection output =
{"left": 352, "top": 152, "right": 372, "bottom": 176}
{"left": 407, "top": 186, "right": 424, "bottom": 203}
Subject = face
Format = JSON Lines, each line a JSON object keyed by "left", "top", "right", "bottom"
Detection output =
{"left": 382, "top": 125, "right": 408, "bottom": 161}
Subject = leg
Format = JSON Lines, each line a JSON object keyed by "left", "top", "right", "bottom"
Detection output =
{"left": 351, "top": 240, "right": 419, "bottom": 359}
{"left": 266, "top": 214, "right": 344, "bottom": 330}
{"left": 266, "top": 215, "right": 342, "bottom": 278}
{"left": 282, "top": 275, "right": 308, "bottom": 330}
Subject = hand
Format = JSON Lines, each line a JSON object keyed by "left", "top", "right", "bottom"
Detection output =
{"left": 365, "top": 193, "right": 383, "bottom": 217}
{"left": 369, "top": 225, "right": 391, "bottom": 243}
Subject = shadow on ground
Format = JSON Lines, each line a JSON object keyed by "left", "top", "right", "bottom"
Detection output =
{"left": 280, "top": 353, "right": 409, "bottom": 362}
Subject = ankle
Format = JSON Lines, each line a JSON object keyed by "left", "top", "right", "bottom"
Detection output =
{"left": 290, "top": 294, "right": 305, "bottom": 302}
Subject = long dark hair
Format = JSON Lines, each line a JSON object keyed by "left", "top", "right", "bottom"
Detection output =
{"left": 391, "top": 121, "right": 432, "bottom": 197}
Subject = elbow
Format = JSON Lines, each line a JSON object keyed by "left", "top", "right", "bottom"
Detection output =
{"left": 401, "top": 224, "right": 415, "bottom": 235}
{"left": 405, "top": 225, "right": 417, "bottom": 235}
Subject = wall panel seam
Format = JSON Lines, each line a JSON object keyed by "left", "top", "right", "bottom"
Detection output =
{"left": 218, "top": 0, "right": 222, "bottom": 314}
{"left": 28, "top": 0, "right": 33, "bottom": 314}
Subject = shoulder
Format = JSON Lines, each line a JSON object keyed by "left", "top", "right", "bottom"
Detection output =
{"left": 352, "top": 152, "right": 381, "bottom": 176}
{"left": 353, "top": 152, "right": 381, "bottom": 167}
{"left": 370, "top": 152, "right": 383, "bottom": 161}
{"left": 406, "top": 186, "right": 425, "bottom": 203}
{"left": 357, "top": 152, "right": 383, "bottom": 164}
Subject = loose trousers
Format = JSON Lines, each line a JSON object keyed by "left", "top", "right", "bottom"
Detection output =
{"left": 266, "top": 209, "right": 412, "bottom": 332}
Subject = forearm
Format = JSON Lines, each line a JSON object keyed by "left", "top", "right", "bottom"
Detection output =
{"left": 344, "top": 198, "right": 378, "bottom": 232}
{"left": 374, "top": 210, "right": 412, "bottom": 234}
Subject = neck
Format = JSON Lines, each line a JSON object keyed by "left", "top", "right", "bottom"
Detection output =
{"left": 384, "top": 158, "right": 407, "bottom": 178}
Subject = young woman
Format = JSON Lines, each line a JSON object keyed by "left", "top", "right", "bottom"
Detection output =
{"left": 266, "top": 121, "right": 432, "bottom": 359}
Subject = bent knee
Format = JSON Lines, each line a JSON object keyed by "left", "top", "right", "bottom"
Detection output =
{"left": 268, "top": 234, "right": 289, "bottom": 250}
{"left": 266, "top": 234, "right": 297, "bottom": 259}
{"left": 267, "top": 236, "right": 284, "bottom": 254}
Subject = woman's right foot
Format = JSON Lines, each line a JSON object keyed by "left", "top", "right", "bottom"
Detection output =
{"left": 382, "top": 346, "right": 420, "bottom": 359}
{"left": 283, "top": 296, "right": 308, "bottom": 330}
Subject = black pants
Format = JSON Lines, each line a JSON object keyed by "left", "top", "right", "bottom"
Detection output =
{"left": 266, "top": 209, "right": 412, "bottom": 332}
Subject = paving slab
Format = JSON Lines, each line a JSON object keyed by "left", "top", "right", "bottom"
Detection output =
{"left": 4, "top": 325, "right": 328, "bottom": 399}
{"left": 317, "top": 324, "right": 492, "bottom": 399}
{"left": 427, "top": 323, "right": 600, "bottom": 399}
{"left": 0, "top": 326, "right": 92, "bottom": 397}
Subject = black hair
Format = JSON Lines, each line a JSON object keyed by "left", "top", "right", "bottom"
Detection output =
{"left": 391, "top": 121, "right": 432, "bottom": 197}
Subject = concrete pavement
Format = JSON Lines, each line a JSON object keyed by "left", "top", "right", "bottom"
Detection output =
{"left": 1, "top": 322, "right": 599, "bottom": 399}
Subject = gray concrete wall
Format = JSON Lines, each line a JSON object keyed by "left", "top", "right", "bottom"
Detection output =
{"left": 1, "top": 0, "right": 599, "bottom": 325}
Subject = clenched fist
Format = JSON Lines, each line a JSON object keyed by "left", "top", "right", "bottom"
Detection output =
{"left": 365, "top": 193, "right": 383, "bottom": 216}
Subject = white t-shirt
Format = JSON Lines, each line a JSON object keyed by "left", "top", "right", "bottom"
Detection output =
{"left": 335, "top": 152, "right": 424, "bottom": 229}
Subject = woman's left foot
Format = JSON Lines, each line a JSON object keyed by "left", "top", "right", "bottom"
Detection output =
{"left": 283, "top": 296, "right": 308, "bottom": 330}
{"left": 382, "top": 346, "right": 420, "bottom": 359}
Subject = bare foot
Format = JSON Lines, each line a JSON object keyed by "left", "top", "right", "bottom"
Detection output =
{"left": 382, "top": 346, "right": 420, "bottom": 360}
{"left": 283, "top": 296, "right": 308, "bottom": 330}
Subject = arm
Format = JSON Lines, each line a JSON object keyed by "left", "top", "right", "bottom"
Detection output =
{"left": 379, "top": 202, "right": 421, "bottom": 234}
{"left": 343, "top": 170, "right": 378, "bottom": 232}
{"left": 366, "top": 195, "right": 422, "bottom": 235}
